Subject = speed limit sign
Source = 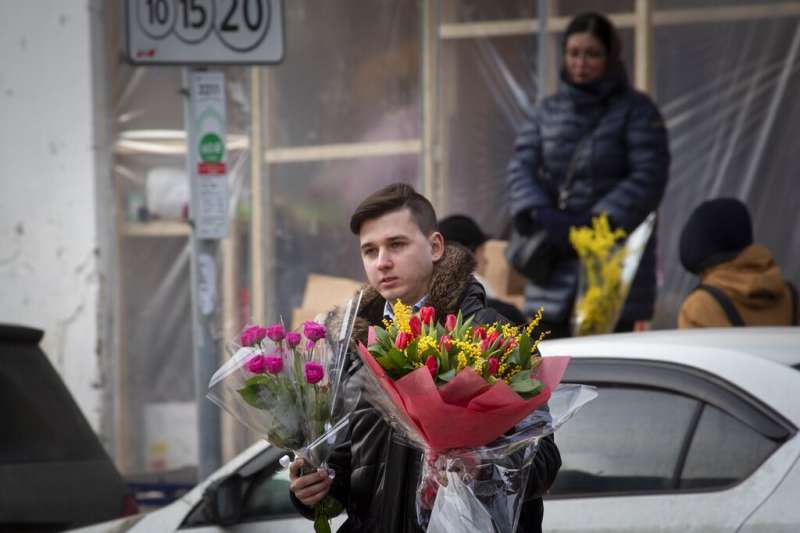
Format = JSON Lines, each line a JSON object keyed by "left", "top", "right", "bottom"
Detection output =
{"left": 125, "top": 0, "right": 284, "bottom": 64}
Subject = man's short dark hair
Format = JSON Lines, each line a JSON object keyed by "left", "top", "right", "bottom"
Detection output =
{"left": 350, "top": 182, "right": 438, "bottom": 236}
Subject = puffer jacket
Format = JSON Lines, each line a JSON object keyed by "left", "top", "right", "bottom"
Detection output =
{"left": 292, "top": 244, "right": 562, "bottom": 533}
{"left": 678, "top": 244, "right": 798, "bottom": 328}
{"left": 507, "top": 62, "right": 670, "bottom": 322}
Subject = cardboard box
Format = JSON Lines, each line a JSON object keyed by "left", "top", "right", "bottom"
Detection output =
{"left": 482, "top": 239, "right": 528, "bottom": 296}
{"left": 293, "top": 273, "right": 363, "bottom": 329}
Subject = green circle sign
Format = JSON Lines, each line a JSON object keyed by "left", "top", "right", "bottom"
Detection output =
{"left": 199, "top": 133, "right": 224, "bottom": 162}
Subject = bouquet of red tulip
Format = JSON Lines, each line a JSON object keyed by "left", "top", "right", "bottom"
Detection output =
{"left": 359, "top": 301, "right": 596, "bottom": 533}
{"left": 207, "top": 292, "right": 362, "bottom": 533}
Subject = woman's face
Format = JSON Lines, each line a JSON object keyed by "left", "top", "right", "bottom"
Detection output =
{"left": 564, "top": 32, "right": 608, "bottom": 84}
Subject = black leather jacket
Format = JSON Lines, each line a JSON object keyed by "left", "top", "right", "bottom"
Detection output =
{"left": 293, "top": 245, "right": 562, "bottom": 532}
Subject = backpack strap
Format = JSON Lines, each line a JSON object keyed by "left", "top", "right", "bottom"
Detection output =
{"left": 787, "top": 281, "right": 798, "bottom": 325}
{"left": 696, "top": 284, "right": 745, "bottom": 327}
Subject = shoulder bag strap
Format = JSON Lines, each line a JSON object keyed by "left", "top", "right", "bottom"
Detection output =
{"left": 558, "top": 106, "right": 610, "bottom": 210}
{"left": 786, "top": 281, "right": 798, "bottom": 325}
{"left": 696, "top": 284, "right": 745, "bottom": 327}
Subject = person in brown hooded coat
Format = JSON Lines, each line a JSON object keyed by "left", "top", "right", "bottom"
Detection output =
{"left": 678, "top": 198, "right": 797, "bottom": 328}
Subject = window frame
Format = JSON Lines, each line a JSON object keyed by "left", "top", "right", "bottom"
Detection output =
{"left": 546, "top": 358, "right": 797, "bottom": 499}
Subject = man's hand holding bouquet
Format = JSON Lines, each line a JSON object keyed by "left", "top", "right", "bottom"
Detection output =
{"left": 207, "top": 292, "right": 362, "bottom": 533}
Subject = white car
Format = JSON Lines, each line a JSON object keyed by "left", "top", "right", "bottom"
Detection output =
{"left": 539, "top": 327, "right": 800, "bottom": 533}
{"left": 72, "top": 327, "right": 800, "bottom": 532}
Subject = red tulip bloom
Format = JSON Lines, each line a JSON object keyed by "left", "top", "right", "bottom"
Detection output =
{"left": 395, "top": 332, "right": 412, "bottom": 350}
{"left": 409, "top": 315, "right": 422, "bottom": 338}
{"left": 425, "top": 355, "right": 438, "bottom": 377}
{"left": 419, "top": 306, "right": 436, "bottom": 326}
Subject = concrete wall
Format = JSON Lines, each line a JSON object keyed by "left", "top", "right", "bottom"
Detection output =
{"left": 0, "top": 1, "right": 107, "bottom": 432}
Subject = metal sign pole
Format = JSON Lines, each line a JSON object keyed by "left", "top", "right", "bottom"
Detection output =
{"left": 184, "top": 67, "right": 226, "bottom": 479}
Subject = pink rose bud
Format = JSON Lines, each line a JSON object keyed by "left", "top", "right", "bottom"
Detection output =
{"left": 445, "top": 314, "right": 457, "bottom": 332}
{"left": 264, "top": 354, "right": 283, "bottom": 374}
{"left": 504, "top": 337, "right": 517, "bottom": 350}
{"left": 304, "top": 361, "right": 324, "bottom": 384}
{"left": 266, "top": 324, "right": 286, "bottom": 342}
{"left": 367, "top": 326, "right": 378, "bottom": 346}
{"left": 425, "top": 355, "right": 438, "bottom": 377}
{"left": 286, "top": 332, "right": 302, "bottom": 348}
{"left": 303, "top": 321, "right": 327, "bottom": 343}
{"left": 473, "top": 327, "right": 487, "bottom": 340}
{"left": 240, "top": 325, "right": 267, "bottom": 347}
{"left": 395, "top": 331, "right": 411, "bottom": 350}
{"left": 419, "top": 306, "right": 436, "bottom": 326}
{"left": 409, "top": 315, "right": 422, "bottom": 338}
{"left": 487, "top": 357, "right": 499, "bottom": 376}
{"left": 245, "top": 353, "right": 268, "bottom": 373}
{"left": 439, "top": 335, "right": 453, "bottom": 352}
{"left": 487, "top": 331, "right": 500, "bottom": 344}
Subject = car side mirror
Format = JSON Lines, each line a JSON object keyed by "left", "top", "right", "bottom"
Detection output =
{"left": 202, "top": 473, "right": 243, "bottom": 526}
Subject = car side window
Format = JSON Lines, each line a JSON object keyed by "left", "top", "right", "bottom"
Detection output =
{"left": 680, "top": 404, "right": 778, "bottom": 489}
{"left": 241, "top": 464, "right": 296, "bottom": 518}
{"left": 181, "top": 448, "right": 297, "bottom": 528}
{"left": 548, "top": 386, "right": 700, "bottom": 496}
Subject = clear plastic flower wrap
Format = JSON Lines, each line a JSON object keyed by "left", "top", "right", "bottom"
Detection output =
{"left": 570, "top": 212, "right": 656, "bottom": 336}
{"left": 356, "top": 301, "right": 598, "bottom": 532}
{"left": 207, "top": 290, "right": 362, "bottom": 533}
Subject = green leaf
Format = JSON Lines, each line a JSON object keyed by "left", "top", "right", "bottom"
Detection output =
{"left": 243, "top": 374, "right": 271, "bottom": 387}
{"left": 370, "top": 345, "right": 387, "bottom": 358}
{"left": 376, "top": 354, "right": 399, "bottom": 371}
{"left": 438, "top": 368, "right": 456, "bottom": 382}
{"left": 237, "top": 384, "right": 264, "bottom": 408}
{"left": 313, "top": 495, "right": 343, "bottom": 533}
{"left": 387, "top": 347, "right": 410, "bottom": 369}
{"left": 510, "top": 369, "right": 532, "bottom": 383}
{"left": 438, "top": 349, "right": 450, "bottom": 372}
{"left": 510, "top": 377, "right": 543, "bottom": 395}
{"left": 406, "top": 341, "right": 419, "bottom": 363}
{"left": 455, "top": 314, "right": 475, "bottom": 338}
{"left": 375, "top": 325, "right": 392, "bottom": 345}
{"left": 517, "top": 333, "right": 532, "bottom": 363}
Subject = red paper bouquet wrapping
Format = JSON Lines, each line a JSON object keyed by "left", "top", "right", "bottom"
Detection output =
{"left": 357, "top": 343, "right": 570, "bottom": 451}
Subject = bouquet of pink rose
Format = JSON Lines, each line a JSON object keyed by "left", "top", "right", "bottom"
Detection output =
{"left": 207, "top": 292, "right": 362, "bottom": 533}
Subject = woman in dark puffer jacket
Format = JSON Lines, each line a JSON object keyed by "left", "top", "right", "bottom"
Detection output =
{"left": 506, "top": 12, "right": 670, "bottom": 337}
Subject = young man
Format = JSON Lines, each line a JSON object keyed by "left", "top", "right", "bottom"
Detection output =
{"left": 289, "top": 183, "right": 561, "bottom": 532}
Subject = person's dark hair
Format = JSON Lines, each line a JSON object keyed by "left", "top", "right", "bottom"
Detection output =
{"left": 563, "top": 12, "right": 621, "bottom": 62}
{"left": 438, "top": 214, "right": 488, "bottom": 252}
{"left": 350, "top": 182, "right": 438, "bottom": 236}
{"left": 679, "top": 198, "right": 754, "bottom": 275}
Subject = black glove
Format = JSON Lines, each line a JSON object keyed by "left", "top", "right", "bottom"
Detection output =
{"left": 512, "top": 210, "right": 537, "bottom": 236}
{"left": 535, "top": 208, "right": 592, "bottom": 253}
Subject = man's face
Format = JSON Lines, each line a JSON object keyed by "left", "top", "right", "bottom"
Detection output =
{"left": 359, "top": 208, "right": 444, "bottom": 305}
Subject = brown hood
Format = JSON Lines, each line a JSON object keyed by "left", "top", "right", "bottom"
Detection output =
{"left": 702, "top": 244, "right": 786, "bottom": 309}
